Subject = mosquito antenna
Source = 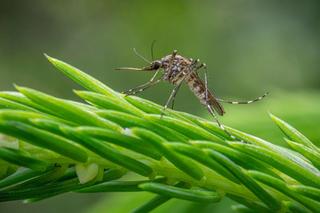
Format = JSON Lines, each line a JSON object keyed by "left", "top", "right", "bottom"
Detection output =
{"left": 150, "top": 40, "right": 156, "bottom": 60}
{"left": 133, "top": 48, "right": 151, "bottom": 64}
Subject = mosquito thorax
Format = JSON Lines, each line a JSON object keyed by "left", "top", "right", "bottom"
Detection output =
{"left": 161, "top": 55, "right": 191, "bottom": 71}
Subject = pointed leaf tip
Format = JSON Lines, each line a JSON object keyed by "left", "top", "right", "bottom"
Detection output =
{"left": 43, "top": 53, "right": 54, "bottom": 63}
{"left": 13, "top": 84, "right": 24, "bottom": 92}
{"left": 270, "top": 113, "right": 316, "bottom": 149}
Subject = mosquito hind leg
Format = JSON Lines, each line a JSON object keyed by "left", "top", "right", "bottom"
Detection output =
{"left": 217, "top": 92, "right": 269, "bottom": 104}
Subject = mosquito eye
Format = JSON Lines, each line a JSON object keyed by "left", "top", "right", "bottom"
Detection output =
{"left": 152, "top": 61, "right": 161, "bottom": 69}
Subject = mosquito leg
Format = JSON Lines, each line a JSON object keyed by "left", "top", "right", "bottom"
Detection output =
{"left": 150, "top": 70, "right": 161, "bottom": 81}
{"left": 204, "top": 66, "right": 208, "bottom": 101}
{"left": 203, "top": 69, "right": 239, "bottom": 141}
{"left": 170, "top": 86, "right": 179, "bottom": 110}
{"left": 195, "top": 63, "right": 207, "bottom": 71}
{"left": 170, "top": 94, "right": 176, "bottom": 110}
{"left": 190, "top": 61, "right": 206, "bottom": 77}
{"left": 161, "top": 83, "right": 182, "bottom": 116}
{"left": 194, "top": 59, "right": 267, "bottom": 105}
{"left": 123, "top": 72, "right": 162, "bottom": 96}
{"left": 206, "top": 104, "right": 238, "bottom": 141}
{"left": 216, "top": 92, "right": 269, "bottom": 104}
{"left": 124, "top": 79, "right": 161, "bottom": 96}
{"left": 190, "top": 59, "right": 200, "bottom": 70}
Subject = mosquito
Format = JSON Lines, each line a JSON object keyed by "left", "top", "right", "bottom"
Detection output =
{"left": 116, "top": 47, "right": 268, "bottom": 140}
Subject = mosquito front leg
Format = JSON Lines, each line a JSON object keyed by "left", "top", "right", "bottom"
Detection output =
{"left": 123, "top": 71, "right": 161, "bottom": 96}
{"left": 161, "top": 82, "right": 182, "bottom": 116}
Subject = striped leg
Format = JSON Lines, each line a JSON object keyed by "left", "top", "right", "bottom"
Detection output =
{"left": 217, "top": 92, "right": 269, "bottom": 104}
{"left": 161, "top": 82, "right": 182, "bottom": 116}
{"left": 123, "top": 71, "right": 161, "bottom": 96}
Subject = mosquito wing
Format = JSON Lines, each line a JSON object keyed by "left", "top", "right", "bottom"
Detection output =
{"left": 207, "top": 90, "right": 225, "bottom": 116}
{"left": 187, "top": 72, "right": 225, "bottom": 116}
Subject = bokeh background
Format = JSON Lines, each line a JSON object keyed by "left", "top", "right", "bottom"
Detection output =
{"left": 0, "top": 0, "right": 319, "bottom": 212}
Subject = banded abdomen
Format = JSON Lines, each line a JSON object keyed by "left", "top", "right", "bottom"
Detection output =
{"left": 186, "top": 73, "right": 225, "bottom": 116}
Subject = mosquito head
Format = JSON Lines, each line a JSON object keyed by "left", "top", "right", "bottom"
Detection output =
{"left": 115, "top": 47, "right": 162, "bottom": 71}
{"left": 129, "top": 60, "right": 162, "bottom": 71}
{"left": 149, "top": 60, "right": 162, "bottom": 70}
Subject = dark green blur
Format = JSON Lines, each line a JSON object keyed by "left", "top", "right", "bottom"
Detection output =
{"left": 0, "top": 1, "right": 319, "bottom": 212}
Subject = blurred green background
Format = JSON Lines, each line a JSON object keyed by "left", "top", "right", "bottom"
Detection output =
{"left": 0, "top": 0, "right": 319, "bottom": 212}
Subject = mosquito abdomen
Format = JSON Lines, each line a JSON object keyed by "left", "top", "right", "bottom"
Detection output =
{"left": 186, "top": 73, "right": 225, "bottom": 116}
